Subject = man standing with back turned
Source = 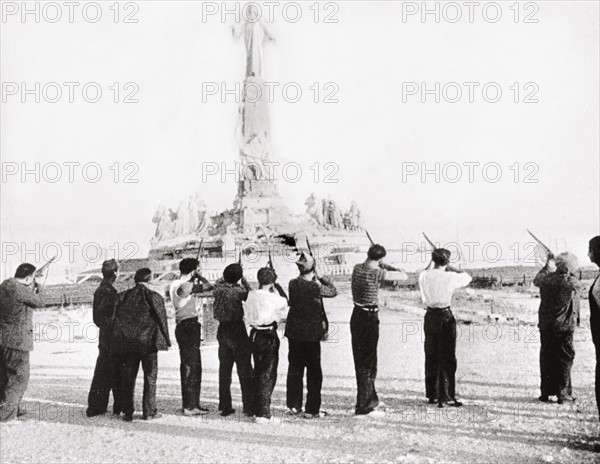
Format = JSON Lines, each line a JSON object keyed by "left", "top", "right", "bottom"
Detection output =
{"left": 285, "top": 252, "right": 337, "bottom": 419}
{"left": 534, "top": 251, "right": 581, "bottom": 404}
{"left": 169, "top": 258, "right": 213, "bottom": 416}
{"left": 111, "top": 268, "right": 171, "bottom": 421}
{"left": 418, "top": 248, "right": 471, "bottom": 408}
{"left": 351, "top": 244, "right": 407, "bottom": 417}
{"left": 213, "top": 263, "right": 255, "bottom": 417}
{"left": 86, "top": 259, "right": 122, "bottom": 417}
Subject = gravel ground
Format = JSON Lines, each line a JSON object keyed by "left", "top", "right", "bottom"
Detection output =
{"left": 1, "top": 289, "right": 598, "bottom": 464}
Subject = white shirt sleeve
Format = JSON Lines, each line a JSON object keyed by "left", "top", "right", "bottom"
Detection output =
{"left": 274, "top": 295, "right": 289, "bottom": 320}
{"left": 383, "top": 270, "right": 408, "bottom": 281}
{"left": 418, "top": 271, "right": 427, "bottom": 304}
{"left": 169, "top": 281, "right": 192, "bottom": 310}
{"left": 243, "top": 292, "right": 257, "bottom": 326}
{"left": 453, "top": 272, "right": 472, "bottom": 289}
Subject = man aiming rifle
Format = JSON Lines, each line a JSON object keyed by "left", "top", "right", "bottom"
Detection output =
{"left": 169, "top": 240, "right": 214, "bottom": 416}
{"left": 0, "top": 260, "right": 51, "bottom": 421}
{"left": 350, "top": 232, "right": 407, "bottom": 416}
{"left": 284, "top": 238, "right": 337, "bottom": 418}
{"left": 530, "top": 229, "right": 581, "bottom": 404}
{"left": 418, "top": 233, "right": 471, "bottom": 408}
{"left": 243, "top": 242, "right": 289, "bottom": 423}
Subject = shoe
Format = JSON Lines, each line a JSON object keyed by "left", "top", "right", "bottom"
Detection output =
{"left": 557, "top": 396, "right": 576, "bottom": 404}
{"left": 254, "top": 416, "right": 271, "bottom": 424}
{"left": 438, "top": 400, "right": 463, "bottom": 408}
{"left": 304, "top": 410, "right": 331, "bottom": 419}
{"left": 367, "top": 410, "right": 385, "bottom": 418}
{"left": 142, "top": 413, "right": 162, "bottom": 420}
{"left": 123, "top": 415, "right": 133, "bottom": 422}
{"left": 183, "top": 408, "right": 206, "bottom": 416}
{"left": 199, "top": 406, "right": 209, "bottom": 413}
{"left": 220, "top": 408, "right": 236, "bottom": 417}
{"left": 86, "top": 409, "right": 106, "bottom": 418}
{"left": 285, "top": 407, "right": 301, "bottom": 416}
{"left": 538, "top": 395, "right": 550, "bottom": 403}
{"left": 427, "top": 398, "right": 436, "bottom": 405}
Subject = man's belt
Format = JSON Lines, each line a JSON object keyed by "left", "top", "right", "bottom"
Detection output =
{"left": 177, "top": 316, "right": 199, "bottom": 324}
{"left": 251, "top": 322, "right": 278, "bottom": 331}
{"left": 426, "top": 306, "right": 451, "bottom": 311}
{"left": 354, "top": 303, "right": 379, "bottom": 312}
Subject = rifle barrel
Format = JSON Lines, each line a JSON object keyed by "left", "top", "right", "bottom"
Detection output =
{"left": 422, "top": 232, "right": 436, "bottom": 250}
{"left": 526, "top": 229, "right": 553, "bottom": 255}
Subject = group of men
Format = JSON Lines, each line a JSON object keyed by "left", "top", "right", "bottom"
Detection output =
{"left": 1, "top": 236, "right": 600, "bottom": 424}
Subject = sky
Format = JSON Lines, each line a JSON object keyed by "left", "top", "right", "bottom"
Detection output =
{"left": 1, "top": 1, "right": 599, "bottom": 277}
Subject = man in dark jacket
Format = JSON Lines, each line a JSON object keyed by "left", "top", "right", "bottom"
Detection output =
{"left": 86, "top": 259, "right": 122, "bottom": 417}
{"left": 285, "top": 252, "right": 337, "bottom": 419}
{"left": 212, "top": 263, "right": 255, "bottom": 417}
{"left": 534, "top": 252, "right": 581, "bottom": 404}
{"left": 588, "top": 235, "right": 600, "bottom": 420}
{"left": 111, "top": 268, "right": 171, "bottom": 421}
{"left": 0, "top": 263, "right": 46, "bottom": 422}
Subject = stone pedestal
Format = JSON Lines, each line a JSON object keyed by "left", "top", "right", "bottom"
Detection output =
{"left": 236, "top": 178, "right": 294, "bottom": 236}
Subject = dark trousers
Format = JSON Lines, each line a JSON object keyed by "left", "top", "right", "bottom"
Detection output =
{"left": 350, "top": 307, "right": 380, "bottom": 414}
{"left": 250, "top": 327, "right": 279, "bottom": 418}
{"left": 596, "top": 345, "right": 600, "bottom": 420}
{"left": 286, "top": 338, "right": 322, "bottom": 415}
{"left": 424, "top": 309, "right": 457, "bottom": 403}
{"left": 0, "top": 346, "right": 30, "bottom": 422}
{"left": 539, "top": 330, "right": 575, "bottom": 399}
{"left": 87, "top": 347, "right": 121, "bottom": 415}
{"left": 217, "top": 321, "right": 255, "bottom": 414}
{"left": 175, "top": 318, "right": 202, "bottom": 411}
{"left": 118, "top": 351, "right": 158, "bottom": 417}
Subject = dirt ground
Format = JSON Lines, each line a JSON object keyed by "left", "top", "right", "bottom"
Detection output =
{"left": 1, "top": 287, "right": 599, "bottom": 464}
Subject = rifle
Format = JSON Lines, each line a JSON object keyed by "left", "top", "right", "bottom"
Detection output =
{"left": 422, "top": 232, "right": 437, "bottom": 250}
{"left": 268, "top": 247, "right": 274, "bottom": 270}
{"left": 195, "top": 239, "right": 204, "bottom": 274}
{"left": 306, "top": 237, "right": 329, "bottom": 341}
{"left": 366, "top": 230, "right": 403, "bottom": 273}
{"left": 266, "top": 243, "right": 288, "bottom": 301}
{"left": 526, "top": 229, "right": 554, "bottom": 257}
{"left": 35, "top": 255, "right": 57, "bottom": 289}
{"left": 365, "top": 230, "right": 375, "bottom": 246}
{"left": 305, "top": 237, "right": 319, "bottom": 277}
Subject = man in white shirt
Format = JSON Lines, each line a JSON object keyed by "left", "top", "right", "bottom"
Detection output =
{"left": 169, "top": 258, "right": 213, "bottom": 417}
{"left": 418, "top": 248, "right": 471, "bottom": 408}
{"left": 244, "top": 267, "right": 288, "bottom": 423}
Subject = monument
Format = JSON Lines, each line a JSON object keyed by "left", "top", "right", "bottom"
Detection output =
{"left": 147, "top": 11, "right": 367, "bottom": 267}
